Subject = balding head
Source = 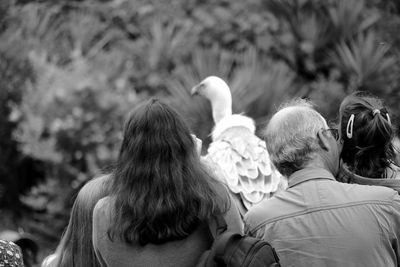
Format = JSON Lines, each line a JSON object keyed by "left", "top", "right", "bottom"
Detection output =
{"left": 264, "top": 99, "right": 328, "bottom": 177}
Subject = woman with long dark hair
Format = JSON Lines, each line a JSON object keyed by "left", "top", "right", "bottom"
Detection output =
{"left": 41, "top": 175, "right": 110, "bottom": 267}
{"left": 92, "top": 99, "right": 242, "bottom": 267}
{"left": 337, "top": 92, "right": 400, "bottom": 192}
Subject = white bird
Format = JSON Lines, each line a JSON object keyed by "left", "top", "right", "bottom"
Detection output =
{"left": 191, "top": 76, "right": 287, "bottom": 216}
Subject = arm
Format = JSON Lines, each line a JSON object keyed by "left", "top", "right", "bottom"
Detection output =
{"left": 201, "top": 157, "right": 244, "bottom": 233}
{"left": 92, "top": 198, "right": 111, "bottom": 267}
{"left": 223, "top": 189, "right": 244, "bottom": 234}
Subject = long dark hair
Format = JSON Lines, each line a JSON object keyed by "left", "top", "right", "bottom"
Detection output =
{"left": 339, "top": 92, "right": 396, "bottom": 178}
{"left": 52, "top": 175, "right": 111, "bottom": 267}
{"left": 108, "top": 99, "right": 228, "bottom": 246}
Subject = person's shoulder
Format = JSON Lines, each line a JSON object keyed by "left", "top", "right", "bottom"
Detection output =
{"left": 340, "top": 181, "right": 398, "bottom": 202}
{"left": 244, "top": 195, "right": 286, "bottom": 230}
{"left": 212, "top": 179, "right": 229, "bottom": 195}
{"left": 94, "top": 174, "right": 112, "bottom": 183}
{"left": 93, "top": 196, "right": 113, "bottom": 218}
{"left": 93, "top": 196, "right": 115, "bottom": 235}
{"left": 85, "top": 174, "right": 112, "bottom": 188}
{"left": 41, "top": 254, "right": 58, "bottom": 267}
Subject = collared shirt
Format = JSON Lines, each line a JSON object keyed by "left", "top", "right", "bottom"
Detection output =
{"left": 244, "top": 167, "right": 400, "bottom": 267}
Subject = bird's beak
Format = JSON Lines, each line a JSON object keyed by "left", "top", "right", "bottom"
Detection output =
{"left": 191, "top": 83, "right": 201, "bottom": 96}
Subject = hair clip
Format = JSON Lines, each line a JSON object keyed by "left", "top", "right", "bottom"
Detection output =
{"left": 386, "top": 113, "right": 392, "bottom": 126}
{"left": 372, "top": 109, "right": 380, "bottom": 116}
{"left": 346, "top": 114, "right": 354, "bottom": 139}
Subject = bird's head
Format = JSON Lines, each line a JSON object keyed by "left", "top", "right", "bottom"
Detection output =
{"left": 191, "top": 76, "right": 232, "bottom": 123}
{"left": 191, "top": 76, "right": 231, "bottom": 99}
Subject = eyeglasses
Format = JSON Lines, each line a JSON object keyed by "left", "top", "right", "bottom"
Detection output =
{"left": 325, "top": 128, "right": 339, "bottom": 141}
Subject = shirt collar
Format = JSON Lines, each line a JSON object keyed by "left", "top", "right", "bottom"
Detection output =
{"left": 288, "top": 167, "right": 336, "bottom": 188}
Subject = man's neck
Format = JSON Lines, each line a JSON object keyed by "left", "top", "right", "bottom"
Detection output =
{"left": 302, "top": 157, "right": 327, "bottom": 170}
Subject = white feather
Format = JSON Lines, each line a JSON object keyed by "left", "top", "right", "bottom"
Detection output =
{"left": 193, "top": 76, "right": 287, "bottom": 216}
{"left": 212, "top": 114, "right": 256, "bottom": 141}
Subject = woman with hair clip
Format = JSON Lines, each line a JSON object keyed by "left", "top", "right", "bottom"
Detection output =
{"left": 41, "top": 175, "right": 111, "bottom": 267}
{"left": 92, "top": 99, "right": 242, "bottom": 267}
{"left": 337, "top": 91, "right": 400, "bottom": 192}
{"left": 394, "top": 135, "right": 400, "bottom": 166}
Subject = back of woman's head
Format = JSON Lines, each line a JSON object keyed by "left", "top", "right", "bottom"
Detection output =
{"left": 394, "top": 136, "right": 400, "bottom": 165}
{"left": 339, "top": 91, "right": 395, "bottom": 178}
{"left": 109, "top": 99, "right": 228, "bottom": 246}
{"left": 56, "top": 175, "right": 110, "bottom": 267}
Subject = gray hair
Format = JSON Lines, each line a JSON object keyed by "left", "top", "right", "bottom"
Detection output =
{"left": 263, "top": 98, "right": 328, "bottom": 177}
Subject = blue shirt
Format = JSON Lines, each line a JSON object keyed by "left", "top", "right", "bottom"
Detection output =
{"left": 244, "top": 168, "right": 400, "bottom": 267}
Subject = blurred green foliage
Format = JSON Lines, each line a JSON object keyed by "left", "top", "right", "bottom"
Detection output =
{"left": 0, "top": 0, "right": 400, "bottom": 257}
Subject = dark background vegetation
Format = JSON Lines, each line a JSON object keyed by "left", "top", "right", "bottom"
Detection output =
{"left": 0, "top": 0, "right": 399, "bottom": 264}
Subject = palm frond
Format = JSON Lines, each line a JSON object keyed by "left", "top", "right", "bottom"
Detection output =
{"left": 328, "top": 0, "right": 380, "bottom": 41}
{"left": 146, "top": 21, "right": 194, "bottom": 71}
{"left": 247, "top": 61, "right": 297, "bottom": 122}
{"left": 165, "top": 68, "right": 213, "bottom": 144}
{"left": 330, "top": 32, "right": 397, "bottom": 91}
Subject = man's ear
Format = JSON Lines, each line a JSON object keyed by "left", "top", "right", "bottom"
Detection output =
{"left": 317, "top": 129, "right": 330, "bottom": 151}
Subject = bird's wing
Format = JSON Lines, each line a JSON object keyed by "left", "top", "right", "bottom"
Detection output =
{"left": 205, "top": 127, "right": 285, "bottom": 211}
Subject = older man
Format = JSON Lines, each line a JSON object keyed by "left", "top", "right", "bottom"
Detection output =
{"left": 244, "top": 99, "right": 400, "bottom": 267}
